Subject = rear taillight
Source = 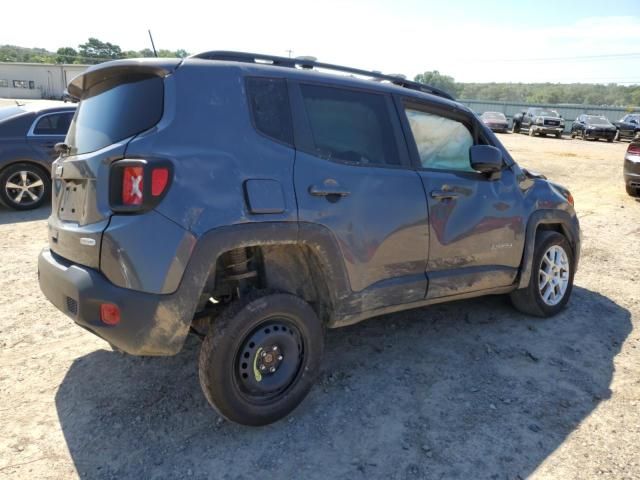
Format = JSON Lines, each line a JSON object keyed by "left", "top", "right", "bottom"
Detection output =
{"left": 151, "top": 167, "right": 169, "bottom": 196}
{"left": 628, "top": 144, "right": 640, "bottom": 156}
{"left": 110, "top": 159, "right": 172, "bottom": 212}
{"left": 122, "top": 166, "right": 144, "bottom": 206}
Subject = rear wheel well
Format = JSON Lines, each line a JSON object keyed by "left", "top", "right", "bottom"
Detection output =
{"left": 0, "top": 160, "right": 50, "bottom": 176}
{"left": 200, "top": 244, "right": 333, "bottom": 324}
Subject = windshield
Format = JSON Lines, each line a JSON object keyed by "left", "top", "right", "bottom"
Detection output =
{"left": 482, "top": 112, "right": 506, "bottom": 120}
{"left": 624, "top": 115, "right": 640, "bottom": 122}
{"left": 532, "top": 109, "right": 560, "bottom": 117}
{"left": 584, "top": 115, "right": 611, "bottom": 125}
{"left": 66, "top": 73, "right": 164, "bottom": 155}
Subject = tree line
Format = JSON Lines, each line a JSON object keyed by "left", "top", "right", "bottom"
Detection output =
{"left": 1, "top": 42, "right": 638, "bottom": 107}
{"left": 415, "top": 70, "right": 640, "bottom": 108}
{"left": 0, "top": 38, "right": 189, "bottom": 65}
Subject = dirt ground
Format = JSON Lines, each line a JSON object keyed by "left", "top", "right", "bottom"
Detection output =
{"left": 0, "top": 133, "right": 638, "bottom": 479}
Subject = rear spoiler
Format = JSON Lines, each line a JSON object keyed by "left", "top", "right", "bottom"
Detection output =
{"left": 67, "top": 58, "right": 182, "bottom": 98}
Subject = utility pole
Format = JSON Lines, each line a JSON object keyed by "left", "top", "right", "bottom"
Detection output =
{"left": 285, "top": 49, "right": 293, "bottom": 58}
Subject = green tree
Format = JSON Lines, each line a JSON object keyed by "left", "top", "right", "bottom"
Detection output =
{"left": 78, "top": 38, "right": 123, "bottom": 63}
{"left": 414, "top": 70, "right": 459, "bottom": 97}
{"left": 56, "top": 47, "right": 78, "bottom": 64}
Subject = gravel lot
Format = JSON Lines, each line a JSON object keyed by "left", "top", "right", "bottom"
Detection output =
{"left": 0, "top": 133, "right": 638, "bottom": 479}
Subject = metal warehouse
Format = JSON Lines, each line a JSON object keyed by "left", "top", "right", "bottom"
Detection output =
{"left": 0, "top": 62, "right": 88, "bottom": 100}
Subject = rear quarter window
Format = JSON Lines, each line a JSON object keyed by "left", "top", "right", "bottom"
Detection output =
{"left": 66, "top": 74, "right": 163, "bottom": 155}
{"left": 246, "top": 77, "right": 293, "bottom": 146}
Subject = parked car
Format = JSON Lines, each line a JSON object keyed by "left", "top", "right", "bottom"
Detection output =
{"left": 613, "top": 114, "right": 640, "bottom": 141}
{"left": 480, "top": 111, "right": 509, "bottom": 133}
{"left": 624, "top": 140, "right": 640, "bottom": 197}
{"left": 61, "top": 89, "right": 79, "bottom": 103}
{"left": 570, "top": 114, "right": 616, "bottom": 142}
{"left": 38, "top": 52, "right": 581, "bottom": 426}
{"left": 512, "top": 108, "right": 564, "bottom": 138}
{"left": 0, "top": 104, "right": 76, "bottom": 210}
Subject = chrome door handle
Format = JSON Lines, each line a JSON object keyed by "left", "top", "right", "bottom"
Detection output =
{"left": 430, "top": 190, "right": 459, "bottom": 200}
{"left": 309, "top": 185, "right": 351, "bottom": 197}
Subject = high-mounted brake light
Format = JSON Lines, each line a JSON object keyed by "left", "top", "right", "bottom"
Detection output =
{"left": 122, "top": 166, "right": 144, "bottom": 205}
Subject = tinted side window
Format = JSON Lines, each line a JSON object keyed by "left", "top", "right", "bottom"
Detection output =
{"left": 300, "top": 84, "right": 399, "bottom": 166}
{"left": 246, "top": 77, "right": 293, "bottom": 146}
{"left": 33, "top": 113, "right": 73, "bottom": 135}
{"left": 404, "top": 108, "right": 474, "bottom": 172}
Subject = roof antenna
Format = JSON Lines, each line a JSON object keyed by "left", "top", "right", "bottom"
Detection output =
{"left": 148, "top": 29, "right": 158, "bottom": 57}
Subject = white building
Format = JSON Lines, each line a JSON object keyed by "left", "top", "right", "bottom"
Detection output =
{"left": 0, "top": 62, "right": 89, "bottom": 100}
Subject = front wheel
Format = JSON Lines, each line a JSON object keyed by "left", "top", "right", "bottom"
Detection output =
{"left": 0, "top": 163, "right": 50, "bottom": 210}
{"left": 528, "top": 126, "right": 536, "bottom": 137}
{"left": 510, "top": 231, "right": 574, "bottom": 317}
{"left": 198, "top": 291, "right": 323, "bottom": 426}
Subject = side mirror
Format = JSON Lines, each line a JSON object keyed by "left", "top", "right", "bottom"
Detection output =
{"left": 470, "top": 145, "right": 503, "bottom": 174}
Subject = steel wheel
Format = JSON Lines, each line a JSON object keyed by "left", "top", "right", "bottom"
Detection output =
{"left": 4, "top": 169, "right": 45, "bottom": 208}
{"left": 538, "top": 245, "right": 570, "bottom": 306}
{"left": 235, "top": 319, "right": 304, "bottom": 403}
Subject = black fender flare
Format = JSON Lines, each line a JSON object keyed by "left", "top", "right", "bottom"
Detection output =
{"left": 184, "top": 221, "right": 352, "bottom": 309}
{"left": 516, "top": 209, "right": 581, "bottom": 289}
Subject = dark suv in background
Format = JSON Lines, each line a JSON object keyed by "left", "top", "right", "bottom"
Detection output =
{"left": 0, "top": 104, "right": 75, "bottom": 210}
{"left": 571, "top": 114, "right": 616, "bottom": 142}
{"left": 38, "top": 52, "right": 581, "bottom": 426}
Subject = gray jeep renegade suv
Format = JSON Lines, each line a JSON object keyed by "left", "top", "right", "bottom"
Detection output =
{"left": 38, "top": 52, "right": 581, "bottom": 426}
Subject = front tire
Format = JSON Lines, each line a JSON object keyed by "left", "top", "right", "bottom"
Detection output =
{"left": 0, "top": 163, "right": 50, "bottom": 210}
{"left": 510, "top": 231, "right": 574, "bottom": 317}
{"left": 198, "top": 291, "right": 323, "bottom": 426}
{"left": 627, "top": 185, "right": 640, "bottom": 197}
{"left": 528, "top": 126, "right": 535, "bottom": 137}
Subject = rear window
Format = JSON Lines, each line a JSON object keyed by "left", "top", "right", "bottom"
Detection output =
{"left": 66, "top": 74, "right": 163, "bottom": 155}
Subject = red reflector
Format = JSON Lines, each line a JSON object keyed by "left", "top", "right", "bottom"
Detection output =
{"left": 122, "top": 166, "right": 144, "bottom": 205}
{"left": 100, "top": 303, "right": 121, "bottom": 325}
{"left": 628, "top": 144, "right": 640, "bottom": 155}
{"left": 151, "top": 167, "right": 169, "bottom": 196}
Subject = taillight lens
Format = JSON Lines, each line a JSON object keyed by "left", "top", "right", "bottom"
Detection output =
{"left": 110, "top": 159, "right": 172, "bottom": 212}
{"left": 628, "top": 144, "right": 640, "bottom": 156}
{"left": 151, "top": 167, "right": 169, "bottom": 196}
{"left": 122, "top": 166, "right": 144, "bottom": 206}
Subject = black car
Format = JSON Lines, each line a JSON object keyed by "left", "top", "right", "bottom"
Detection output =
{"left": 570, "top": 114, "right": 616, "bottom": 142}
{"left": 0, "top": 104, "right": 75, "bottom": 210}
{"left": 38, "top": 52, "right": 580, "bottom": 426}
{"left": 613, "top": 114, "right": 640, "bottom": 141}
{"left": 624, "top": 140, "right": 640, "bottom": 196}
{"left": 480, "top": 111, "right": 509, "bottom": 133}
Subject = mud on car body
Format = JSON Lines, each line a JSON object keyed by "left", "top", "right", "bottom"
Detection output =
{"left": 39, "top": 52, "right": 581, "bottom": 426}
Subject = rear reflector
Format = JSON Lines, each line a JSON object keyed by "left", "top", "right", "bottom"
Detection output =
{"left": 151, "top": 167, "right": 169, "bottom": 196}
{"left": 100, "top": 303, "right": 121, "bottom": 325}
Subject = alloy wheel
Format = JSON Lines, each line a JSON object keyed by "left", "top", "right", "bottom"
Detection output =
{"left": 4, "top": 170, "right": 45, "bottom": 208}
{"left": 538, "top": 245, "right": 570, "bottom": 306}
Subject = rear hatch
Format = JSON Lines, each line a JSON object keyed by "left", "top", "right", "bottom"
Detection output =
{"left": 49, "top": 59, "right": 180, "bottom": 268}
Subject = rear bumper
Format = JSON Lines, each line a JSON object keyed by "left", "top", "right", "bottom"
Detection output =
{"left": 38, "top": 248, "right": 194, "bottom": 355}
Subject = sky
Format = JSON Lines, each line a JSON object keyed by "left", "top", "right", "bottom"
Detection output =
{"left": 2, "top": 0, "right": 639, "bottom": 84}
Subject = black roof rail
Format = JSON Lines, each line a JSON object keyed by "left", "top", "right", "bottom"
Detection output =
{"left": 191, "top": 51, "right": 455, "bottom": 101}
